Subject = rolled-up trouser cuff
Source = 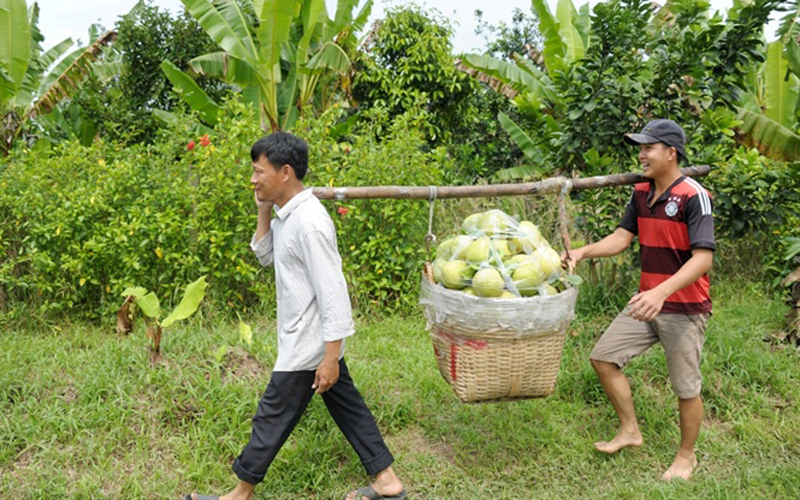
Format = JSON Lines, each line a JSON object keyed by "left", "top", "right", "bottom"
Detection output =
{"left": 232, "top": 457, "right": 264, "bottom": 485}
{"left": 361, "top": 448, "right": 394, "bottom": 476}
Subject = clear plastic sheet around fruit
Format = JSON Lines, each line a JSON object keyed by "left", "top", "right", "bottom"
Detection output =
{"left": 420, "top": 279, "right": 577, "bottom": 339}
{"left": 419, "top": 208, "right": 580, "bottom": 338}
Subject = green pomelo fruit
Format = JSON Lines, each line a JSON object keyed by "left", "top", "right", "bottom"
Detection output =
{"left": 462, "top": 287, "right": 476, "bottom": 296}
{"left": 441, "top": 260, "right": 471, "bottom": 289}
{"left": 478, "top": 210, "right": 510, "bottom": 236}
{"left": 512, "top": 260, "right": 545, "bottom": 296}
{"left": 432, "top": 258, "right": 446, "bottom": 283}
{"left": 506, "top": 254, "right": 533, "bottom": 266}
{"left": 509, "top": 221, "right": 547, "bottom": 253}
{"left": 435, "top": 237, "right": 456, "bottom": 260}
{"left": 498, "top": 291, "right": 518, "bottom": 299}
{"left": 472, "top": 267, "right": 505, "bottom": 297}
{"left": 534, "top": 246, "right": 563, "bottom": 278}
{"left": 461, "top": 212, "right": 483, "bottom": 233}
{"left": 492, "top": 239, "right": 511, "bottom": 259}
{"left": 539, "top": 284, "right": 559, "bottom": 296}
{"left": 465, "top": 236, "right": 491, "bottom": 263}
{"left": 452, "top": 235, "right": 474, "bottom": 259}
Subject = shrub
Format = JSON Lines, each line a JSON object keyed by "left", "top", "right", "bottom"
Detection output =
{"left": 0, "top": 99, "right": 447, "bottom": 320}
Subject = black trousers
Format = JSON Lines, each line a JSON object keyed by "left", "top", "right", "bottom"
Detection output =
{"left": 232, "top": 358, "right": 394, "bottom": 484}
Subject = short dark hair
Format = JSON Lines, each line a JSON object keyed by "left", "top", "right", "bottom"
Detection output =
{"left": 250, "top": 132, "right": 309, "bottom": 180}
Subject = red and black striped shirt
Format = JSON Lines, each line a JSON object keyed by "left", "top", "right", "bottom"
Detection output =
{"left": 619, "top": 175, "right": 715, "bottom": 314}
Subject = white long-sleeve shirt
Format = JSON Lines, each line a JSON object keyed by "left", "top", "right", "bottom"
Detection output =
{"left": 250, "top": 188, "right": 354, "bottom": 371}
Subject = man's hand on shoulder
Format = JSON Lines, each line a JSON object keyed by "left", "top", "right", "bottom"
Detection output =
{"left": 312, "top": 357, "right": 340, "bottom": 394}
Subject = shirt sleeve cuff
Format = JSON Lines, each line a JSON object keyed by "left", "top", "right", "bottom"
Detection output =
{"left": 250, "top": 231, "right": 273, "bottom": 259}
{"left": 690, "top": 241, "right": 716, "bottom": 251}
{"left": 323, "top": 319, "right": 355, "bottom": 342}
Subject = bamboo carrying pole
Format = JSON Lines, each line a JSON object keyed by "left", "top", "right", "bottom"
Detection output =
{"left": 311, "top": 165, "right": 710, "bottom": 200}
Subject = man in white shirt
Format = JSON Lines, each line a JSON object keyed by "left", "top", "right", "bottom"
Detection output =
{"left": 185, "top": 132, "right": 405, "bottom": 500}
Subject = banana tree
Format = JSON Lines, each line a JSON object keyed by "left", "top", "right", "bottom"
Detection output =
{"left": 117, "top": 275, "right": 208, "bottom": 362}
{"left": 735, "top": 40, "right": 800, "bottom": 161}
{"left": 0, "top": 0, "right": 118, "bottom": 155}
{"left": 731, "top": 0, "right": 800, "bottom": 163}
{"left": 162, "top": 0, "right": 371, "bottom": 132}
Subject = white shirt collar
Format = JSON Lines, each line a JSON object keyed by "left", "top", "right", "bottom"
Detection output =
{"left": 275, "top": 188, "right": 313, "bottom": 220}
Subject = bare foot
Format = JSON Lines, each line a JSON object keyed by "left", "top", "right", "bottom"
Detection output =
{"left": 594, "top": 430, "right": 643, "bottom": 454}
{"left": 661, "top": 451, "right": 697, "bottom": 481}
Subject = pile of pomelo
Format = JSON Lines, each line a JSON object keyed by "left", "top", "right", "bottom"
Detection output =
{"left": 431, "top": 209, "right": 570, "bottom": 298}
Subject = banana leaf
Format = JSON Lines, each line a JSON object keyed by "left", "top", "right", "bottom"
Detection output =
{"left": 160, "top": 60, "right": 221, "bottom": 126}
{"left": 161, "top": 276, "right": 208, "bottom": 328}
{"left": 735, "top": 106, "right": 800, "bottom": 161}
{"left": 556, "top": 0, "right": 585, "bottom": 63}
{"left": 180, "top": 0, "right": 255, "bottom": 61}
{"left": 531, "top": 0, "right": 566, "bottom": 75}
{"left": 0, "top": 0, "right": 31, "bottom": 103}
{"left": 189, "top": 52, "right": 257, "bottom": 85}
{"left": 764, "top": 41, "right": 798, "bottom": 128}
{"left": 28, "top": 31, "right": 117, "bottom": 119}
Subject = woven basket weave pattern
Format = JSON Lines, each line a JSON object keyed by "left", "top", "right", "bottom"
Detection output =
{"left": 420, "top": 270, "right": 577, "bottom": 403}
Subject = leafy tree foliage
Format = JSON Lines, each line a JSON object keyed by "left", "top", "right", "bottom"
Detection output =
{"left": 352, "top": 5, "right": 477, "bottom": 143}
{"left": 475, "top": 7, "right": 544, "bottom": 62}
{"left": 72, "top": 1, "right": 224, "bottom": 144}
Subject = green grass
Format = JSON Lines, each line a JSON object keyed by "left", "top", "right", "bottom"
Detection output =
{"left": 1, "top": 281, "right": 798, "bottom": 499}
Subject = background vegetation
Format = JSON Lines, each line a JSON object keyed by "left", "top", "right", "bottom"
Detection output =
{"left": 1, "top": 0, "right": 799, "bottom": 496}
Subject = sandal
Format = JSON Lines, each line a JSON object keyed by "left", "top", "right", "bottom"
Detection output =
{"left": 182, "top": 495, "right": 219, "bottom": 500}
{"left": 343, "top": 485, "right": 407, "bottom": 500}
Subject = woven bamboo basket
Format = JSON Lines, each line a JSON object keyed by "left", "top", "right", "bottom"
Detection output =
{"left": 420, "top": 264, "right": 578, "bottom": 403}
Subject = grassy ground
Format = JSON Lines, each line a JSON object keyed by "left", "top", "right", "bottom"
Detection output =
{"left": 1, "top": 280, "right": 798, "bottom": 499}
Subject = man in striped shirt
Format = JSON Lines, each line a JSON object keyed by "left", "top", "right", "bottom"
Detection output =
{"left": 186, "top": 132, "right": 405, "bottom": 500}
{"left": 565, "top": 119, "right": 714, "bottom": 481}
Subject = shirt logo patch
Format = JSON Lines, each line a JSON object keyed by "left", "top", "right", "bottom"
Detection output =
{"left": 665, "top": 201, "right": 679, "bottom": 217}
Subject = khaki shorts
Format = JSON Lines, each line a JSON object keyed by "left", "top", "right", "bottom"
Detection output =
{"left": 590, "top": 306, "right": 710, "bottom": 399}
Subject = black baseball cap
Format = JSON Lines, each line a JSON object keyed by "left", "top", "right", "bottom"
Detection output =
{"left": 624, "top": 119, "right": 686, "bottom": 158}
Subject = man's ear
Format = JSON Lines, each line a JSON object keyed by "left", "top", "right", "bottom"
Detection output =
{"left": 281, "top": 164, "right": 293, "bottom": 181}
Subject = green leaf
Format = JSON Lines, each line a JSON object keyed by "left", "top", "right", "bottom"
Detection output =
{"left": 213, "top": 344, "right": 228, "bottom": 363}
{"left": 160, "top": 60, "right": 221, "bottom": 126}
{"left": 29, "top": 31, "right": 117, "bottom": 119}
{"left": 189, "top": 52, "right": 257, "bottom": 85}
{"left": 0, "top": 0, "right": 31, "bottom": 104}
{"left": 735, "top": 106, "right": 800, "bottom": 161}
{"left": 498, "top": 111, "right": 546, "bottom": 164}
{"left": 180, "top": 0, "right": 255, "bottom": 61}
{"left": 556, "top": 0, "right": 585, "bottom": 63}
{"left": 152, "top": 109, "right": 214, "bottom": 136}
{"left": 239, "top": 318, "right": 253, "bottom": 346}
{"left": 161, "top": 275, "right": 208, "bottom": 328}
{"left": 785, "top": 38, "right": 800, "bottom": 81}
{"left": 121, "top": 286, "right": 148, "bottom": 299}
{"left": 764, "top": 41, "right": 798, "bottom": 128}
{"left": 137, "top": 292, "right": 161, "bottom": 319}
{"left": 566, "top": 274, "right": 584, "bottom": 286}
{"left": 531, "top": 0, "right": 566, "bottom": 76}
{"left": 306, "top": 41, "right": 350, "bottom": 74}
{"left": 459, "top": 53, "right": 553, "bottom": 100}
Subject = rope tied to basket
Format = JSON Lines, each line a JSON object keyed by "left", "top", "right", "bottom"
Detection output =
{"left": 424, "top": 185, "right": 438, "bottom": 263}
{"left": 556, "top": 177, "right": 574, "bottom": 275}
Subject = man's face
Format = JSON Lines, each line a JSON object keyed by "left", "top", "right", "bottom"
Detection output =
{"left": 638, "top": 142, "right": 676, "bottom": 179}
{"left": 251, "top": 155, "right": 285, "bottom": 203}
